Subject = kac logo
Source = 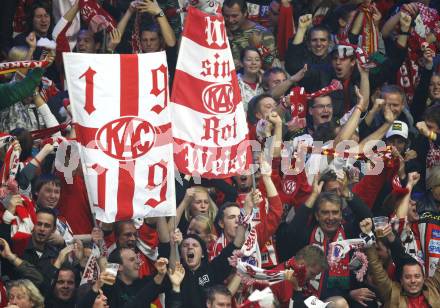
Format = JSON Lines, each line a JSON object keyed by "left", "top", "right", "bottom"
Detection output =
{"left": 96, "top": 116, "right": 156, "bottom": 161}
{"left": 202, "top": 83, "right": 234, "bottom": 114}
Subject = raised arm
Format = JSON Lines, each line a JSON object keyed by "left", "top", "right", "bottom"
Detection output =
{"left": 395, "top": 172, "right": 419, "bottom": 218}
{"left": 360, "top": 218, "right": 394, "bottom": 301}
{"left": 334, "top": 85, "right": 368, "bottom": 146}
{"left": 292, "top": 14, "right": 312, "bottom": 45}
{"left": 137, "top": 0, "right": 176, "bottom": 48}
{"left": 269, "top": 65, "right": 307, "bottom": 100}
{"left": 358, "top": 103, "right": 396, "bottom": 153}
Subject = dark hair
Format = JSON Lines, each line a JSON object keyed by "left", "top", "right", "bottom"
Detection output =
{"left": 108, "top": 247, "right": 129, "bottom": 265}
{"left": 319, "top": 169, "right": 338, "bottom": 184}
{"left": 323, "top": 4, "right": 357, "bottom": 34}
{"left": 239, "top": 46, "right": 261, "bottom": 62}
{"left": 424, "top": 104, "right": 440, "bottom": 128}
{"left": 114, "top": 220, "right": 135, "bottom": 239}
{"left": 214, "top": 202, "right": 240, "bottom": 233}
{"left": 53, "top": 264, "right": 79, "bottom": 289}
{"left": 36, "top": 207, "right": 57, "bottom": 228}
{"left": 33, "top": 174, "right": 61, "bottom": 198}
{"left": 182, "top": 234, "right": 208, "bottom": 261}
{"left": 313, "top": 121, "right": 338, "bottom": 143}
{"left": 247, "top": 93, "right": 274, "bottom": 124}
{"left": 141, "top": 24, "right": 161, "bottom": 35}
{"left": 26, "top": 1, "right": 52, "bottom": 34}
{"left": 222, "top": 0, "right": 248, "bottom": 13}
{"left": 313, "top": 192, "right": 342, "bottom": 214}
{"left": 206, "top": 284, "right": 232, "bottom": 304}
{"left": 10, "top": 128, "right": 33, "bottom": 162}
{"left": 78, "top": 29, "right": 104, "bottom": 47}
{"left": 262, "top": 67, "right": 287, "bottom": 90}
{"left": 396, "top": 256, "right": 424, "bottom": 282}
{"left": 307, "top": 25, "right": 331, "bottom": 43}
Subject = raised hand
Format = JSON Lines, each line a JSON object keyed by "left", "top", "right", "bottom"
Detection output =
{"left": 407, "top": 172, "right": 420, "bottom": 188}
{"left": 155, "top": 257, "right": 169, "bottom": 276}
{"left": 359, "top": 218, "right": 373, "bottom": 234}
{"left": 349, "top": 288, "right": 376, "bottom": 307}
{"left": 383, "top": 103, "right": 396, "bottom": 124}
{"left": 259, "top": 153, "right": 272, "bottom": 177}
{"left": 0, "top": 238, "right": 14, "bottom": 260}
{"left": 422, "top": 45, "right": 435, "bottom": 69}
{"left": 312, "top": 173, "right": 324, "bottom": 196}
{"left": 355, "top": 86, "right": 367, "bottom": 112}
{"left": 416, "top": 121, "right": 430, "bottom": 138}
{"left": 5, "top": 195, "right": 23, "bottom": 215}
{"left": 137, "top": 0, "right": 162, "bottom": 15}
{"left": 107, "top": 29, "right": 121, "bottom": 52}
{"left": 26, "top": 32, "right": 37, "bottom": 50}
{"left": 298, "top": 14, "right": 312, "bottom": 30}
{"left": 170, "top": 228, "right": 183, "bottom": 246}
{"left": 168, "top": 262, "right": 185, "bottom": 291}
{"left": 399, "top": 11, "right": 412, "bottom": 32}
{"left": 267, "top": 111, "right": 282, "bottom": 126}
{"left": 290, "top": 64, "right": 308, "bottom": 83}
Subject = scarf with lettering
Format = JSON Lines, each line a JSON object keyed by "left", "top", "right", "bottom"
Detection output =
{"left": 78, "top": 0, "right": 116, "bottom": 33}
{"left": 0, "top": 60, "right": 50, "bottom": 75}
{"left": 355, "top": 2, "right": 379, "bottom": 55}
{"left": 308, "top": 225, "right": 350, "bottom": 297}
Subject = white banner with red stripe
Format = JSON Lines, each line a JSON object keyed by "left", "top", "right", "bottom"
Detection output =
{"left": 63, "top": 52, "right": 175, "bottom": 223}
{"left": 171, "top": 7, "right": 251, "bottom": 178}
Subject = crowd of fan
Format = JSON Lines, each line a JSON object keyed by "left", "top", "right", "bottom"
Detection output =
{"left": 2, "top": 0, "right": 440, "bottom": 307}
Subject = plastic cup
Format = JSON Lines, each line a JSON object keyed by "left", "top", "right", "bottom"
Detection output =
{"left": 373, "top": 216, "right": 389, "bottom": 237}
{"left": 103, "top": 263, "right": 119, "bottom": 285}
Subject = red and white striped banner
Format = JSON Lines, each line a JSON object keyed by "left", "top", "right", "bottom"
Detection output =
{"left": 64, "top": 53, "right": 175, "bottom": 223}
{"left": 171, "top": 7, "right": 251, "bottom": 178}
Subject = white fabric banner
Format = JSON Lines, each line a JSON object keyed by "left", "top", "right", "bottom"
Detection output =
{"left": 170, "top": 7, "right": 251, "bottom": 179}
{"left": 64, "top": 52, "right": 175, "bottom": 223}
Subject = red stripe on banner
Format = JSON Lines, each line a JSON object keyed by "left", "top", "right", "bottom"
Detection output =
{"left": 74, "top": 124, "right": 98, "bottom": 149}
{"left": 173, "top": 137, "right": 251, "bottom": 178}
{"left": 120, "top": 55, "right": 139, "bottom": 116}
{"left": 184, "top": 7, "right": 228, "bottom": 50}
{"left": 116, "top": 54, "right": 139, "bottom": 220}
{"left": 171, "top": 70, "right": 241, "bottom": 114}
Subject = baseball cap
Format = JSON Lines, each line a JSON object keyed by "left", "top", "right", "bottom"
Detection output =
{"left": 330, "top": 44, "right": 355, "bottom": 59}
{"left": 386, "top": 121, "right": 408, "bottom": 139}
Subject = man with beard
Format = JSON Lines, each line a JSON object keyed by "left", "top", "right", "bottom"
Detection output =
{"left": 45, "top": 265, "right": 77, "bottom": 308}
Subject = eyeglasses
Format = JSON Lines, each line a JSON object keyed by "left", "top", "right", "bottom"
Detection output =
{"left": 313, "top": 104, "right": 333, "bottom": 110}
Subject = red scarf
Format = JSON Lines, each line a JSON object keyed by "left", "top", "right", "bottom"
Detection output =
{"left": 276, "top": 4, "right": 295, "bottom": 61}
{"left": 407, "top": 293, "right": 429, "bottom": 308}
{"left": 308, "top": 225, "right": 350, "bottom": 297}
{"left": 356, "top": 3, "right": 379, "bottom": 55}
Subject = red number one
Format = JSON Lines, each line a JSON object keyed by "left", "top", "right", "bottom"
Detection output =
{"left": 91, "top": 163, "right": 108, "bottom": 210}
{"left": 79, "top": 67, "right": 97, "bottom": 115}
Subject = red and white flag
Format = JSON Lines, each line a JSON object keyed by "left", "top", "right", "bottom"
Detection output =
{"left": 64, "top": 53, "right": 175, "bottom": 223}
{"left": 171, "top": 7, "right": 251, "bottom": 178}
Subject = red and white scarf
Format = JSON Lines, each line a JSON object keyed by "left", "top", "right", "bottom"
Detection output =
{"left": 308, "top": 225, "right": 350, "bottom": 297}
{"left": 356, "top": 2, "right": 379, "bottom": 55}
{"left": 0, "top": 60, "right": 50, "bottom": 75}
